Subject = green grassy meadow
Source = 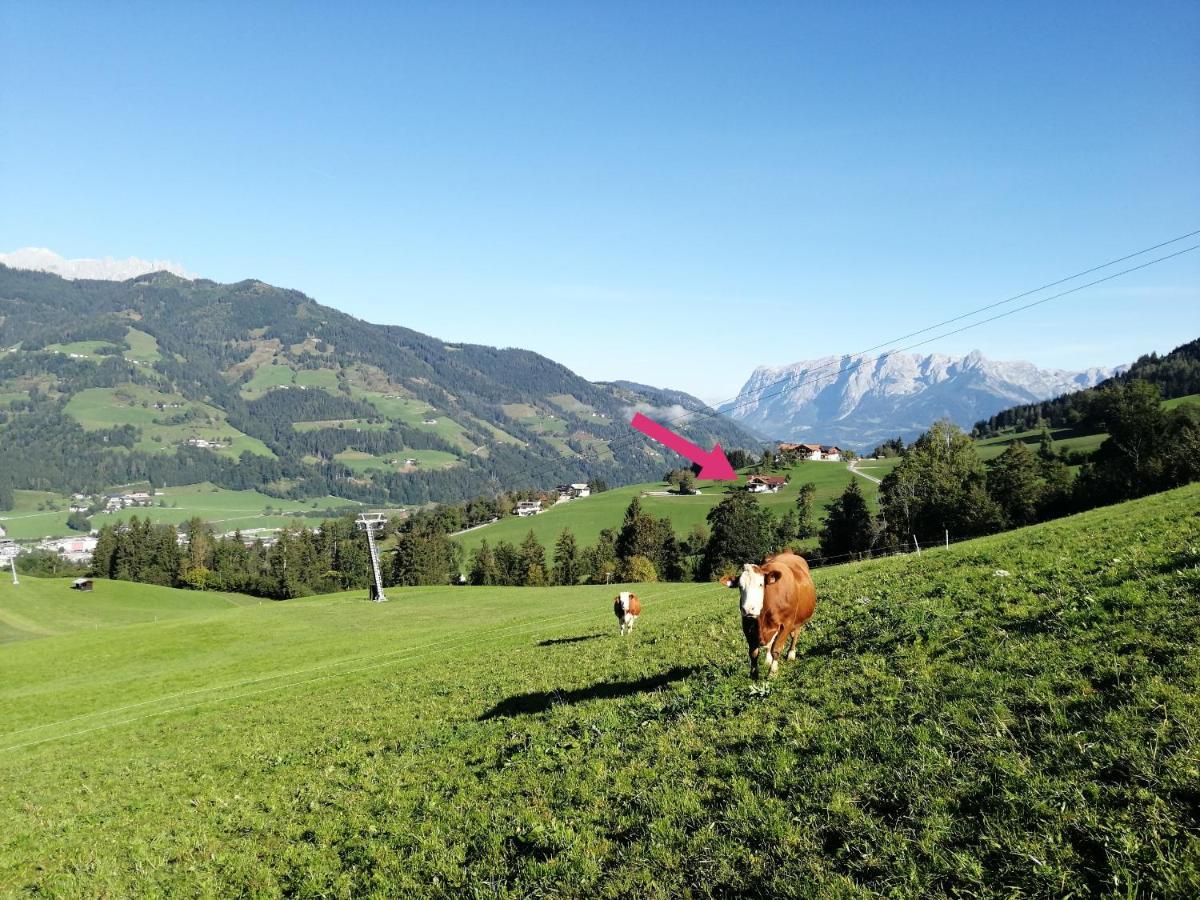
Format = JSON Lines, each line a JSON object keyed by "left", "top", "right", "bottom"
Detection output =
{"left": 1163, "top": 392, "right": 1200, "bottom": 411}
{"left": 334, "top": 448, "right": 462, "bottom": 474}
{"left": 43, "top": 340, "right": 122, "bottom": 360}
{"left": 455, "top": 460, "right": 890, "bottom": 557}
{"left": 974, "top": 426, "right": 1107, "bottom": 461}
{"left": 1, "top": 485, "right": 1196, "bottom": 895}
{"left": 0, "top": 485, "right": 360, "bottom": 541}
{"left": 0, "top": 491, "right": 78, "bottom": 541}
{"left": 64, "top": 385, "right": 273, "bottom": 458}
{"left": 123, "top": 328, "right": 163, "bottom": 365}
{"left": 0, "top": 576, "right": 259, "bottom": 644}
{"left": 238, "top": 363, "right": 342, "bottom": 399}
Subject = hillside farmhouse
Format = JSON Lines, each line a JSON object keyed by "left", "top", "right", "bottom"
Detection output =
{"left": 778, "top": 442, "right": 843, "bottom": 462}
{"left": 515, "top": 500, "right": 543, "bottom": 517}
{"left": 184, "top": 437, "right": 226, "bottom": 450}
{"left": 103, "top": 491, "right": 153, "bottom": 512}
{"left": 747, "top": 475, "right": 790, "bottom": 494}
{"left": 556, "top": 483, "right": 591, "bottom": 500}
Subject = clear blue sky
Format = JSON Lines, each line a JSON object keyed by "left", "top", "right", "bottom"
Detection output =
{"left": 2, "top": 1, "right": 1197, "bottom": 402}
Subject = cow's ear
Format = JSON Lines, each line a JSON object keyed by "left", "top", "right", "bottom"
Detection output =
{"left": 764, "top": 570, "right": 782, "bottom": 585}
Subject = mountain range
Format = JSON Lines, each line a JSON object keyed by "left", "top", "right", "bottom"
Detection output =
{"left": 720, "top": 350, "right": 1120, "bottom": 448}
{"left": 0, "top": 265, "right": 759, "bottom": 506}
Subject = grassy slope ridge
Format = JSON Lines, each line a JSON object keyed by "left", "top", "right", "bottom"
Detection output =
{"left": 0, "top": 484, "right": 359, "bottom": 541}
{"left": 455, "top": 457, "right": 902, "bottom": 556}
{"left": 1, "top": 485, "right": 1197, "bottom": 896}
{"left": 0, "top": 577, "right": 258, "bottom": 644}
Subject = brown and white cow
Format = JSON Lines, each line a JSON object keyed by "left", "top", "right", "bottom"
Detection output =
{"left": 614, "top": 591, "right": 641, "bottom": 636}
{"left": 720, "top": 551, "right": 816, "bottom": 678}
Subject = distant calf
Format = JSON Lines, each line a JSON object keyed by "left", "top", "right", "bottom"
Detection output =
{"left": 720, "top": 551, "right": 816, "bottom": 678}
{"left": 614, "top": 591, "right": 641, "bottom": 636}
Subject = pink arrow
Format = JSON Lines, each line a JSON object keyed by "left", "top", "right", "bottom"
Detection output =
{"left": 630, "top": 412, "right": 737, "bottom": 481}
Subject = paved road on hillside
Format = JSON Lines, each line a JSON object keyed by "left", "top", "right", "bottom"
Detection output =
{"left": 847, "top": 459, "right": 883, "bottom": 484}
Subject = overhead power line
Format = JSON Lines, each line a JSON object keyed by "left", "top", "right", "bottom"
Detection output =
{"left": 706, "top": 241, "right": 1200, "bottom": 424}
{"left": 658, "top": 227, "right": 1200, "bottom": 430}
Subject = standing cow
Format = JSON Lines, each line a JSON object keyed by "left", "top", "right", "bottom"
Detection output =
{"left": 614, "top": 591, "right": 641, "bottom": 636}
{"left": 720, "top": 551, "right": 816, "bottom": 678}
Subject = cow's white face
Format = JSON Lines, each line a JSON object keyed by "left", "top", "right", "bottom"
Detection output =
{"left": 722, "top": 563, "right": 765, "bottom": 618}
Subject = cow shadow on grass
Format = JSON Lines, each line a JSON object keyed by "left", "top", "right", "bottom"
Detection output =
{"left": 478, "top": 665, "right": 700, "bottom": 720}
{"left": 536, "top": 633, "right": 604, "bottom": 647}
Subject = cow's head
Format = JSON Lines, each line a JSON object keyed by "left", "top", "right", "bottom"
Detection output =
{"left": 719, "top": 563, "right": 782, "bottom": 618}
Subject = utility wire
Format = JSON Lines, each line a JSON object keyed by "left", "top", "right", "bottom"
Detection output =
{"left": 707, "top": 241, "right": 1200, "bottom": 423}
{"left": 654, "top": 228, "right": 1200, "bottom": 429}
{"left": 439, "top": 232, "right": 1199, "bottom": 490}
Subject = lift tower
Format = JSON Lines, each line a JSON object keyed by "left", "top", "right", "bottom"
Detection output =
{"left": 356, "top": 513, "right": 389, "bottom": 602}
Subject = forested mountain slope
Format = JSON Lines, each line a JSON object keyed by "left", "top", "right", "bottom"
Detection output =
{"left": 0, "top": 266, "right": 759, "bottom": 505}
{"left": 974, "top": 337, "right": 1200, "bottom": 436}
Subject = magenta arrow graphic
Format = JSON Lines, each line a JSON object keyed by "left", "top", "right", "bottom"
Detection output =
{"left": 629, "top": 412, "right": 737, "bottom": 481}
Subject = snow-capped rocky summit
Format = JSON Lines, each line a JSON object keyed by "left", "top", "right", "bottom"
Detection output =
{"left": 719, "top": 350, "right": 1118, "bottom": 448}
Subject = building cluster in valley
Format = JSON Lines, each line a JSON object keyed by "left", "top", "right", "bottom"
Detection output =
{"left": 98, "top": 490, "right": 158, "bottom": 513}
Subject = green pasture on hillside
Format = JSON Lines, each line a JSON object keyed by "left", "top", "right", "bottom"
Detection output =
{"left": 238, "top": 363, "right": 342, "bottom": 399}
{"left": 1163, "top": 392, "right": 1200, "bottom": 411}
{"left": 1, "top": 485, "right": 1196, "bottom": 895}
{"left": 64, "top": 385, "right": 273, "bottom": 458}
{"left": 100, "top": 484, "right": 362, "bottom": 534}
{"left": 333, "top": 448, "right": 461, "bottom": 474}
{"left": 43, "top": 340, "right": 121, "bottom": 360}
{"left": 975, "top": 426, "right": 1108, "bottom": 461}
{"left": 0, "top": 485, "right": 361, "bottom": 541}
{"left": 456, "top": 460, "right": 888, "bottom": 557}
{"left": 0, "top": 491, "right": 76, "bottom": 541}
{"left": 123, "top": 328, "right": 162, "bottom": 365}
{"left": 349, "top": 389, "right": 478, "bottom": 450}
{"left": 0, "top": 577, "right": 259, "bottom": 644}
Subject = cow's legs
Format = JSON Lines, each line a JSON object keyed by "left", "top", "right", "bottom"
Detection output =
{"left": 627, "top": 614, "right": 637, "bottom": 634}
{"left": 763, "top": 628, "right": 783, "bottom": 678}
{"left": 786, "top": 623, "right": 803, "bottom": 660}
{"left": 742, "top": 616, "right": 761, "bottom": 678}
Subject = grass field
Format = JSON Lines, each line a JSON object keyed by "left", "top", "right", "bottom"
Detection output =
{"left": 1163, "top": 393, "right": 1200, "bottom": 411}
{"left": 1, "top": 485, "right": 1196, "bottom": 895}
{"left": 238, "top": 363, "right": 342, "bottom": 399}
{"left": 123, "top": 328, "right": 162, "bottom": 365}
{"left": 64, "top": 385, "right": 273, "bottom": 458}
{"left": 456, "top": 460, "right": 888, "bottom": 557}
{"left": 0, "top": 577, "right": 259, "bottom": 644}
{"left": 0, "top": 491, "right": 76, "bottom": 541}
{"left": 333, "top": 448, "right": 461, "bottom": 474}
{"left": 43, "top": 340, "right": 122, "bottom": 360}
{"left": 0, "top": 485, "right": 361, "bottom": 540}
{"left": 975, "top": 427, "right": 1108, "bottom": 461}
{"left": 349, "top": 389, "right": 479, "bottom": 451}
{"left": 100, "top": 484, "right": 362, "bottom": 533}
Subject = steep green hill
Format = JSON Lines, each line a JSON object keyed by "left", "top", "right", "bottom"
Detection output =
{"left": 2, "top": 484, "right": 1196, "bottom": 895}
{"left": 0, "top": 265, "right": 760, "bottom": 508}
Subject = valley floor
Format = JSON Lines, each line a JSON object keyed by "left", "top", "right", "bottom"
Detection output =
{"left": 0, "top": 485, "right": 1197, "bottom": 896}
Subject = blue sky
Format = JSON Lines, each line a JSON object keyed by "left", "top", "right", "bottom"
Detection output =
{"left": 2, "top": 2, "right": 1197, "bottom": 402}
